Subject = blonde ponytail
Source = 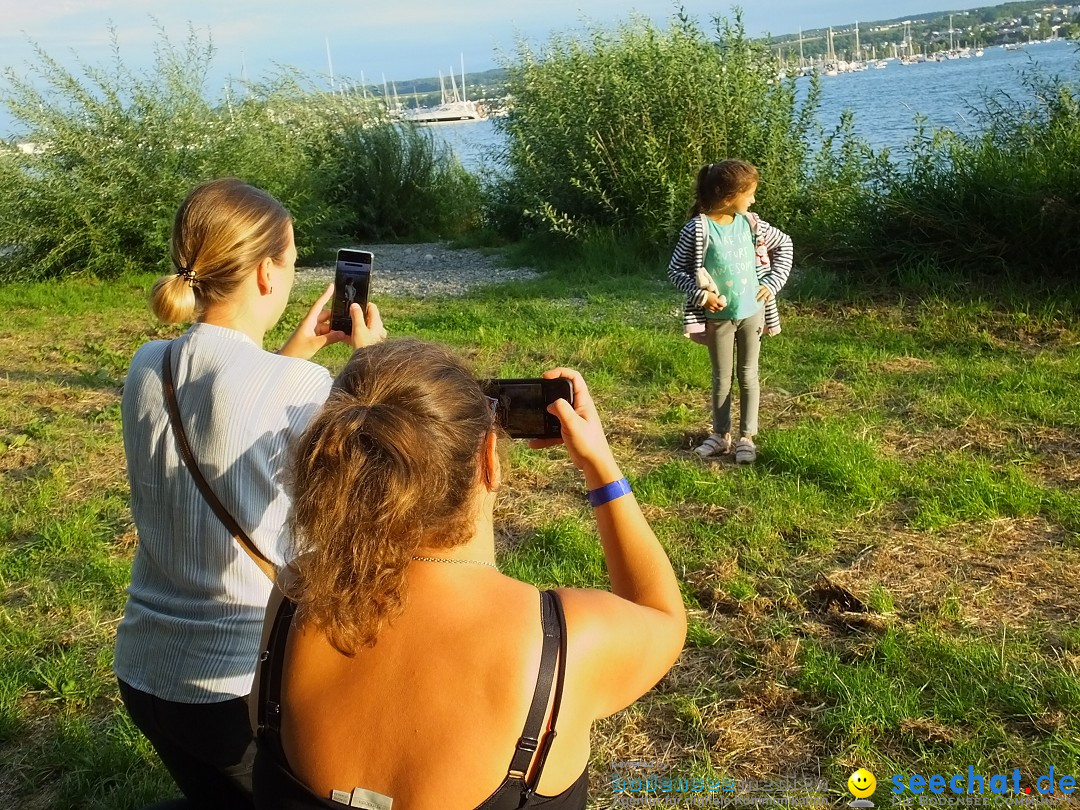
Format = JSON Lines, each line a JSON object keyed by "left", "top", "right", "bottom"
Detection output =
{"left": 150, "top": 178, "right": 292, "bottom": 324}
{"left": 150, "top": 272, "right": 198, "bottom": 324}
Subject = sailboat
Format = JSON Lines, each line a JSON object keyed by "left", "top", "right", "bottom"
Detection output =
{"left": 823, "top": 28, "right": 839, "bottom": 76}
{"left": 402, "top": 55, "right": 485, "bottom": 124}
{"left": 851, "top": 21, "right": 867, "bottom": 70}
{"left": 945, "top": 15, "right": 961, "bottom": 58}
{"left": 900, "top": 23, "right": 918, "bottom": 65}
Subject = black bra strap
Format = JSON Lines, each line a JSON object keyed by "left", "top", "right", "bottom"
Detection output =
{"left": 505, "top": 589, "right": 564, "bottom": 790}
{"left": 527, "top": 589, "right": 568, "bottom": 788}
{"left": 257, "top": 591, "right": 297, "bottom": 742}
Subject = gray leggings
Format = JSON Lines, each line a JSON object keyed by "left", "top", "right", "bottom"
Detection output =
{"left": 705, "top": 308, "right": 765, "bottom": 437}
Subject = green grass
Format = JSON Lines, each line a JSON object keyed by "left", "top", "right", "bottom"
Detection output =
{"left": 1, "top": 254, "right": 1079, "bottom": 808}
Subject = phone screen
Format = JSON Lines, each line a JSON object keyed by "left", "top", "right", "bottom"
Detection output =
{"left": 332, "top": 249, "right": 373, "bottom": 333}
{"left": 481, "top": 378, "right": 573, "bottom": 439}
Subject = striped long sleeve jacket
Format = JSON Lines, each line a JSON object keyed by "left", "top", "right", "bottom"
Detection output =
{"left": 667, "top": 212, "right": 794, "bottom": 338}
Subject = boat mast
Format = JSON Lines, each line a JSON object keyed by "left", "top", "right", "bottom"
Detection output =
{"left": 460, "top": 53, "right": 467, "bottom": 103}
{"left": 448, "top": 67, "right": 460, "bottom": 103}
{"left": 325, "top": 37, "right": 335, "bottom": 92}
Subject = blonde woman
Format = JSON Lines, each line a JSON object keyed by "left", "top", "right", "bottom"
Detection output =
{"left": 116, "top": 178, "right": 385, "bottom": 809}
{"left": 252, "top": 339, "right": 687, "bottom": 810}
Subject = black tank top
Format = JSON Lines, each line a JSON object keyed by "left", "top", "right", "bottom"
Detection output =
{"left": 253, "top": 589, "right": 588, "bottom": 810}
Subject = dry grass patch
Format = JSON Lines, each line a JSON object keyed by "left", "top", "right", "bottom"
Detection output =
{"left": 872, "top": 355, "right": 938, "bottom": 374}
{"left": 704, "top": 682, "right": 821, "bottom": 780}
{"left": 981, "top": 320, "right": 1078, "bottom": 354}
{"left": 1023, "top": 427, "right": 1080, "bottom": 491}
{"left": 770, "top": 381, "right": 859, "bottom": 425}
{"left": 63, "top": 442, "right": 128, "bottom": 505}
{"left": 877, "top": 419, "right": 1009, "bottom": 460}
{"left": 822, "top": 518, "right": 1078, "bottom": 633}
{"left": 596, "top": 650, "right": 825, "bottom": 783}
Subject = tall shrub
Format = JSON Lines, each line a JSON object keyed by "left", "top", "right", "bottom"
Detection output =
{"left": 319, "top": 122, "right": 482, "bottom": 241}
{"left": 0, "top": 29, "right": 372, "bottom": 280}
{"left": 799, "top": 57, "right": 1080, "bottom": 280}
{"left": 490, "top": 9, "right": 820, "bottom": 243}
{"left": 793, "top": 110, "right": 893, "bottom": 266}
{"left": 872, "top": 65, "right": 1080, "bottom": 277}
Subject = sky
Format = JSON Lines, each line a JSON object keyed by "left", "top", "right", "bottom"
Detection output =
{"left": 0, "top": 1, "right": 968, "bottom": 135}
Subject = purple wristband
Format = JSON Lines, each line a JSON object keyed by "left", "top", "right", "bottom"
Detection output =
{"left": 587, "top": 477, "right": 631, "bottom": 507}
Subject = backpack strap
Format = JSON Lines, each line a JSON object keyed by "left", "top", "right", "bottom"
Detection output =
{"left": 161, "top": 341, "right": 278, "bottom": 581}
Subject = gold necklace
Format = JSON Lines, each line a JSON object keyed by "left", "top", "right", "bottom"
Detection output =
{"left": 411, "top": 555, "right": 497, "bottom": 569}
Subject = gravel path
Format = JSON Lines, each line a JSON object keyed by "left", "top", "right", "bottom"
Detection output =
{"left": 297, "top": 242, "right": 539, "bottom": 298}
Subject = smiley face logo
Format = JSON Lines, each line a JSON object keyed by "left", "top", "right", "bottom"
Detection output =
{"left": 847, "top": 769, "right": 877, "bottom": 799}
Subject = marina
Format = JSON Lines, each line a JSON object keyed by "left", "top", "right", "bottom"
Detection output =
{"left": 434, "top": 39, "right": 1080, "bottom": 171}
{"left": 398, "top": 56, "right": 486, "bottom": 124}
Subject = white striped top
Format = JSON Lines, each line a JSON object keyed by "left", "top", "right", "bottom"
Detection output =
{"left": 115, "top": 323, "right": 333, "bottom": 703}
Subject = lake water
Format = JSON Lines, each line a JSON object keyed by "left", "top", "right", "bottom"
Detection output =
{"left": 4, "top": 40, "right": 1075, "bottom": 169}
{"left": 434, "top": 40, "right": 1080, "bottom": 171}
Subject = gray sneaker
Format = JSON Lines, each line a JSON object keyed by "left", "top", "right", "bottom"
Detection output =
{"left": 735, "top": 437, "right": 757, "bottom": 464}
{"left": 694, "top": 433, "right": 732, "bottom": 457}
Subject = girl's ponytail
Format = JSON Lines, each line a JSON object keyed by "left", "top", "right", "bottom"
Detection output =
{"left": 149, "top": 178, "right": 292, "bottom": 324}
{"left": 689, "top": 163, "right": 714, "bottom": 217}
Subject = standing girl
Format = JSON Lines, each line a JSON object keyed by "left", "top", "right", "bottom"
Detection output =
{"left": 667, "top": 160, "right": 793, "bottom": 463}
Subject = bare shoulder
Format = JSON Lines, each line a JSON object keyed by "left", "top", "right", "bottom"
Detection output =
{"left": 552, "top": 587, "right": 685, "bottom": 720}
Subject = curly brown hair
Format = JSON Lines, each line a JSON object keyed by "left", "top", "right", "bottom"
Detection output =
{"left": 690, "top": 159, "right": 760, "bottom": 217}
{"left": 286, "top": 339, "right": 496, "bottom": 655}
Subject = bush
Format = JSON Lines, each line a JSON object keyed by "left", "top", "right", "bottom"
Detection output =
{"left": 875, "top": 65, "right": 1080, "bottom": 277}
{"left": 791, "top": 111, "right": 893, "bottom": 267}
{"left": 489, "top": 9, "right": 820, "bottom": 244}
{"left": 320, "top": 122, "right": 482, "bottom": 242}
{"left": 0, "top": 29, "right": 353, "bottom": 280}
{"left": 0, "top": 27, "right": 479, "bottom": 282}
{"left": 804, "top": 58, "right": 1080, "bottom": 281}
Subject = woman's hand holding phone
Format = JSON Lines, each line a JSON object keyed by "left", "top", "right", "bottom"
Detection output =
{"left": 529, "top": 368, "right": 621, "bottom": 490}
{"left": 347, "top": 301, "right": 386, "bottom": 350}
{"left": 278, "top": 283, "right": 344, "bottom": 359}
{"left": 277, "top": 283, "right": 386, "bottom": 359}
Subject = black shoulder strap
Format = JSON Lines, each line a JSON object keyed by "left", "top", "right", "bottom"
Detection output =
{"left": 504, "top": 590, "right": 566, "bottom": 794}
{"left": 525, "top": 590, "right": 568, "bottom": 792}
{"left": 161, "top": 341, "right": 277, "bottom": 580}
{"left": 257, "top": 591, "right": 298, "bottom": 740}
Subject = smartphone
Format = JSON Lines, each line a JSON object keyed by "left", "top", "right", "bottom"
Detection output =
{"left": 331, "top": 249, "right": 373, "bottom": 333}
{"left": 481, "top": 378, "right": 574, "bottom": 439}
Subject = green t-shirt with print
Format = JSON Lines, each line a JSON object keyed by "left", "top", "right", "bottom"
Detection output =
{"left": 704, "top": 214, "right": 763, "bottom": 321}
